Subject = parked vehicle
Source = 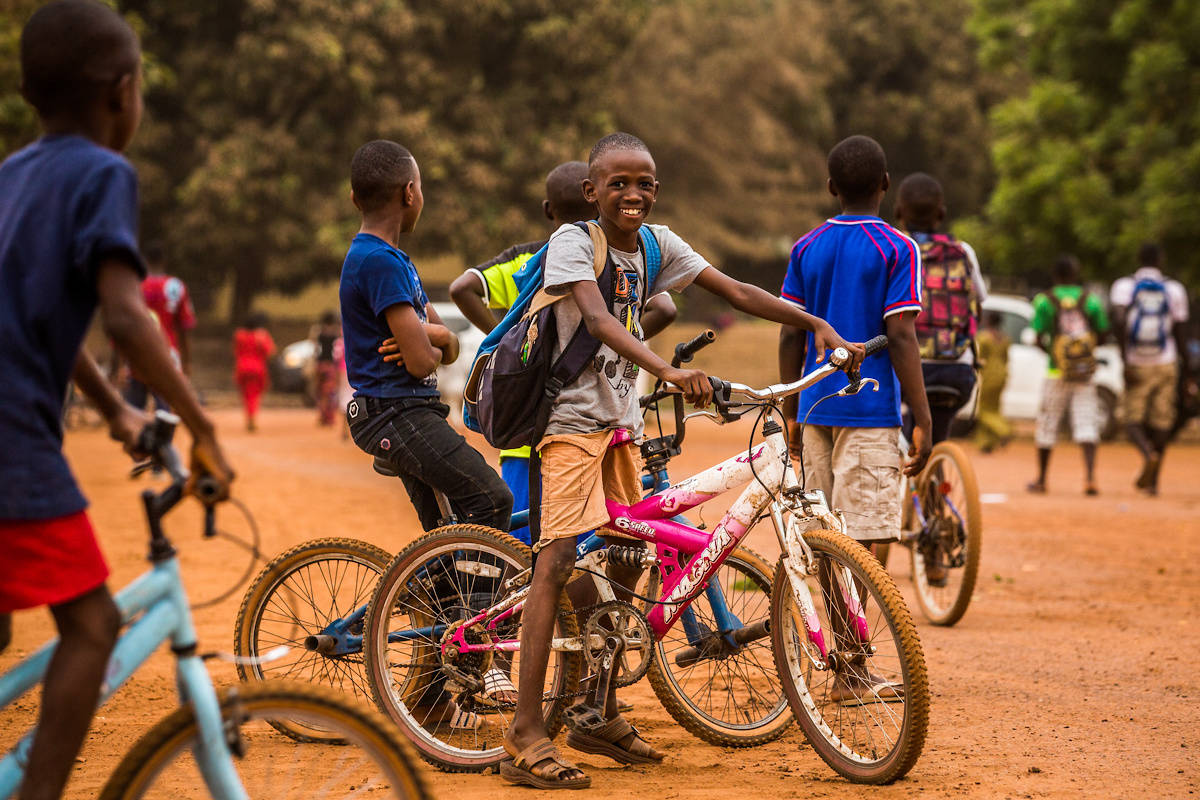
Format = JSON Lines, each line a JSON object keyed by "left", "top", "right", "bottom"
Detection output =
{"left": 269, "top": 303, "right": 484, "bottom": 416}
{"left": 967, "top": 294, "right": 1123, "bottom": 440}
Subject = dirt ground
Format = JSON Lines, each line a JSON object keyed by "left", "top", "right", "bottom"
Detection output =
{"left": 3, "top": 406, "right": 1198, "bottom": 799}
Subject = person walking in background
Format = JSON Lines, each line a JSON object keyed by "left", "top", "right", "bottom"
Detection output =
{"left": 893, "top": 172, "right": 987, "bottom": 445}
{"left": 111, "top": 240, "right": 197, "bottom": 411}
{"left": 1027, "top": 254, "right": 1109, "bottom": 495}
{"left": 974, "top": 310, "right": 1012, "bottom": 453}
{"left": 1109, "top": 243, "right": 1192, "bottom": 495}
{"left": 312, "top": 310, "right": 341, "bottom": 426}
{"left": 233, "top": 312, "right": 275, "bottom": 432}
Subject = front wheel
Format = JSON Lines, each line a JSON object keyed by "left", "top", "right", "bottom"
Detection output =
{"left": 771, "top": 529, "right": 929, "bottom": 784}
{"left": 909, "top": 441, "right": 982, "bottom": 627}
{"left": 99, "top": 681, "right": 431, "bottom": 799}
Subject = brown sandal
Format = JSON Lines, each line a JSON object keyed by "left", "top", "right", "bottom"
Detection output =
{"left": 566, "top": 715, "right": 664, "bottom": 765}
{"left": 499, "top": 737, "right": 591, "bottom": 790}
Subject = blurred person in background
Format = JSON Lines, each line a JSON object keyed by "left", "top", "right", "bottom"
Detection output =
{"left": 1027, "top": 254, "right": 1109, "bottom": 496}
{"left": 1109, "top": 243, "right": 1192, "bottom": 495}
{"left": 110, "top": 240, "right": 196, "bottom": 411}
{"left": 233, "top": 312, "right": 275, "bottom": 432}
{"left": 973, "top": 310, "right": 1012, "bottom": 453}
{"left": 311, "top": 310, "right": 341, "bottom": 426}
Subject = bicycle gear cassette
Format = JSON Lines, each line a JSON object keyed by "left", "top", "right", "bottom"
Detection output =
{"left": 582, "top": 600, "right": 653, "bottom": 688}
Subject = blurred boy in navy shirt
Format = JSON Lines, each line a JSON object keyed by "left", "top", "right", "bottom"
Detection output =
{"left": 0, "top": 3, "right": 232, "bottom": 797}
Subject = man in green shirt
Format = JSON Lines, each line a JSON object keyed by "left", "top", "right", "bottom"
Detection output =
{"left": 1027, "top": 254, "right": 1110, "bottom": 495}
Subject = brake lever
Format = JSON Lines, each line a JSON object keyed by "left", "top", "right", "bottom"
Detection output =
{"left": 836, "top": 378, "right": 880, "bottom": 397}
{"left": 684, "top": 409, "right": 724, "bottom": 425}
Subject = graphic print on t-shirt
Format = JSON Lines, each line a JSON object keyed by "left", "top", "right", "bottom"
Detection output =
{"left": 615, "top": 267, "right": 642, "bottom": 337}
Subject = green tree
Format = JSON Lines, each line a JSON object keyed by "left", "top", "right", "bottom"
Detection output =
{"left": 965, "top": 0, "right": 1200, "bottom": 287}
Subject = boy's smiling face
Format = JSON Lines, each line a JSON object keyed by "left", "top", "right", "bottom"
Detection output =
{"left": 584, "top": 149, "right": 659, "bottom": 249}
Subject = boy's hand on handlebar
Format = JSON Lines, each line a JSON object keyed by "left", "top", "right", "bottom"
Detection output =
{"left": 378, "top": 337, "right": 404, "bottom": 365}
{"left": 812, "top": 322, "right": 865, "bottom": 371}
{"left": 904, "top": 425, "right": 932, "bottom": 477}
{"left": 107, "top": 403, "right": 153, "bottom": 460}
{"left": 188, "top": 432, "right": 234, "bottom": 502}
{"left": 663, "top": 367, "right": 713, "bottom": 408}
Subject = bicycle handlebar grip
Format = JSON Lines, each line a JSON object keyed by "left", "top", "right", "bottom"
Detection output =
{"left": 673, "top": 329, "right": 716, "bottom": 366}
{"left": 863, "top": 335, "right": 890, "bottom": 357}
{"left": 707, "top": 376, "right": 731, "bottom": 406}
{"left": 194, "top": 475, "right": 222, "bottom": 504}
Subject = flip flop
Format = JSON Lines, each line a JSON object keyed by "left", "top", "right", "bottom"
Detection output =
{"left": 565, "top": 714, "right": 664, "bottom": 765}
{"left": 499, "top": 737, "right": 591, "bottom": 790}
{"left": 478, "top": 667, "right": 518, "bottom": 707}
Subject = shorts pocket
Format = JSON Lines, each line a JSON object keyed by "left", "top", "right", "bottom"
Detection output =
{"left": 853, "top": 444, "right": 902, "bottom": 516}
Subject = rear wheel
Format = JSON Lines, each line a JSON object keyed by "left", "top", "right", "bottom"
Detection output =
{"left": 647, "top": 546, "right": 793, "bottom": 746}
{"left": 234, "top": 538, "right": 391, "bottom": 742}
{"left": 771, "top": 528, "right": 928, "bottom": 784}
{"left": 100, "top": 681, "right": 430, "bottom": 799}
{"left": 909, "top": 441, "right": 982, "bottom": 627}
{"left": 363, "top": 526, "right": 581, "bottom": 773}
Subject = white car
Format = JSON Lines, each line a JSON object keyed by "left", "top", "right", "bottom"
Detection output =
{"left": 429, "top": 301, "right": 485, "bottom": 417}
{"left": 980, "top": 294, "right": 1123, "bottom": 439}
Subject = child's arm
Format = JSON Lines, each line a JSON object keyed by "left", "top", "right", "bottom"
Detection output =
{"left": 569, "top": 281, "right": 713, "bottom": 406}
{"left": 97, "top": 259, "right": 233, "bottom": 497}
{"left": 72, "top": 351, "right": 148, "bottom": 457}
{"left": 642, "top": 293, "right": 678, "bottom": 339}
{"left": 449, "top": 272, "right": 497, "bottom": 334}
{"left": 424, "top": 303, "right": 461, "bottom": 365}
{"left": 885, "top": 311, "right": 932, "bottom": 476}
{"left": 693, "top": 268, "right": 862, "bottom": 367}
{"left": 382, "top": 303, "right": 446, "bottom": 377}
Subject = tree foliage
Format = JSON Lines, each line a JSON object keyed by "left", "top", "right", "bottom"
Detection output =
{"left": 964, "top": 0, "right": 1200, "bottom": 286}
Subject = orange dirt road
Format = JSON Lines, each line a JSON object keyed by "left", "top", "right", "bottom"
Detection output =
{"left": 2, "top": 408, "right": 1197, "bottom": 798}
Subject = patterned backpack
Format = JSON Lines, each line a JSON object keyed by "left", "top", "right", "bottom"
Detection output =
{"left": 914, "top": 233, "right": 977, "bottom": 360}
{"left": 1049, "top": 292, "right": 1098, "bottom": 382}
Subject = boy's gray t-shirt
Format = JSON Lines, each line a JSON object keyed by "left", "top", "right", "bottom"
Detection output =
{"left": 542, "top": 223, "right": 710, "bottom": 437}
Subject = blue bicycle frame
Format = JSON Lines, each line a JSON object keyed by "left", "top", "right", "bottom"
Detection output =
{"left": 0, "top": 467, "right": 248, "bottom": 800}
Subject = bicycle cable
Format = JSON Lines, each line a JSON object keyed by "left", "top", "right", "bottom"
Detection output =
{"left": 190, "top": 496, "right": 267, "bottom": 610}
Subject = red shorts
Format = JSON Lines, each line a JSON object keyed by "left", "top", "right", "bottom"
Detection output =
{"left": 0, "top": 511, "right": 110, "bottom": 613}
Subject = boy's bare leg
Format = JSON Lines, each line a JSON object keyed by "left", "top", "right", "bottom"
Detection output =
{"left": 21, "top": 587, "right": 120, "bottom": 800}
{"left": 0, "top": 613, "right": 10, "bottom": 652}
{"left": 506, "top": 537, "right": 584, "bottom": 779}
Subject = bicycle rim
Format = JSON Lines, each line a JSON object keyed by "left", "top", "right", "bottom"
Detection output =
{"left": 771, "top": 529, "right": 928, "bottom": 784}
{"left": 647, "top": 546, "right": 793, "bottom": 746}
{"left": 363, "top": 526, "right": 580, "bottom": 772}
{"left": 910, "top": 442, "right": 982, "bottom": 626}
{"left": 234, "top": 538, "right": 391, "bottom": 742}
{"left": 99, "top": 681, "right": 431, "bottom": 800}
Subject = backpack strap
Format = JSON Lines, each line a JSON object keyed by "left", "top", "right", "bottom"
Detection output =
{"left": 639, "top": 226, "right": 662, "bottom": 294}
{"left": 523, "top": 222, "right": 607, "bottom": 320}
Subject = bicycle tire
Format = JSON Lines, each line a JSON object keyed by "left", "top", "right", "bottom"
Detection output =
{"left": 363, "top": 525, "right": 581, "bottom": 773}
{"left": 909, "top": 441, "right": 982, "bottom": 627}
{"left": 646, "top": 546, "right": 794, "bottom": 746}
{"left": 99, "top": 680, "right": 431, "bottom": 800}
{"left": 770, "top": 528, "right": 929, "bottom": 784}
{"left": 234, "top": 538, "right": 392, "bottom": 742}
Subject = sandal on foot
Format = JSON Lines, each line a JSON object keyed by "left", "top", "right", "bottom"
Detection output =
{"left": 499, "top": 738, "right": 591, "bottom": 790}
{"left": 478, "top": 667, "right": 518, "bottom": 708}
{"left": 566, "top": 715, "right": 664, "bottom": 765}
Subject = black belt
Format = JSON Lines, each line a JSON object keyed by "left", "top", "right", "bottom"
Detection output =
{"left": 346, "top": 395, "right": 438, "bottom": 426}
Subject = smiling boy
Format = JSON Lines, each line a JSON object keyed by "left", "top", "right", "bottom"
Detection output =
{"left": 501, "top": 133, "right": 860, "bottom": 790}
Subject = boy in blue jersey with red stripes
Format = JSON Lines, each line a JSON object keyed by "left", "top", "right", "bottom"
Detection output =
{"left": 779, "top": 136, "right": 932, "bottom": 549}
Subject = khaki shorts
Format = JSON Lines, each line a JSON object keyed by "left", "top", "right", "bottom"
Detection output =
{"left": 1124, "top": 362, "right": 1178, "bottom": 431}
{"left": 535, "top": 429, "right": 643, "bottom": 543}
{"left": 801, "top": 425, "right": 902, "bottom": 543}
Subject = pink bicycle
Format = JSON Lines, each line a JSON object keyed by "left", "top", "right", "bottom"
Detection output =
{"left": 361, "top": 335, "right": 929, "bottom": 784}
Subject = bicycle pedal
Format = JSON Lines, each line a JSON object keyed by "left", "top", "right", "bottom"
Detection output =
{"left": 562, "top": 702, "right": 607, "bottom": 735}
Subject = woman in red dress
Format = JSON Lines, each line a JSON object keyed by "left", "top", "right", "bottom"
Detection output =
{"left": 233, "top": 313, "right": 276, "bottom": 431}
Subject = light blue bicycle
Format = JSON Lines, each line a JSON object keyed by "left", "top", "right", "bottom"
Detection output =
{"left": 0, "top": 413, "right": 429, "bottom": 800}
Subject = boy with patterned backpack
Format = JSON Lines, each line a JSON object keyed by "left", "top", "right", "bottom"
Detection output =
{"left": 893, "top": 173, "right": 988, "bottom": 446}
{"left": 1028, "top": 254, "right": 1109, "bottom": 495}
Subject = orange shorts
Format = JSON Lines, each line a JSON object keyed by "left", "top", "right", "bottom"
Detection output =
{"left": 535, "top": 430, "right": 643, "bottom": 544}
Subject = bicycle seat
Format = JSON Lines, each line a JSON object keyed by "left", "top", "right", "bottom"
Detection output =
{"left": 372, "top": 457, "right": 400, "bottom": 478}
{"left": 925, "top": 384, "right": 965, "bottom": 408}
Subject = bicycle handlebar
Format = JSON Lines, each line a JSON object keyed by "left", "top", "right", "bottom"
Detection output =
{"left": 133, "top": 411, "right": 221, "bottom": 539}
{"left": 673, "top": 329, "right": 715, "bottom": 366}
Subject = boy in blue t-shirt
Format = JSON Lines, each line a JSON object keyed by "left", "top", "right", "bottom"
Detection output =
{"left": 0, "top": 3, "right": 233, "bottom": 798}
{"left": 778, "top": 135, "right": 932, "bottom": 545}
{"left": 341, "top": 140, "right": 511, "bottom": 533}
